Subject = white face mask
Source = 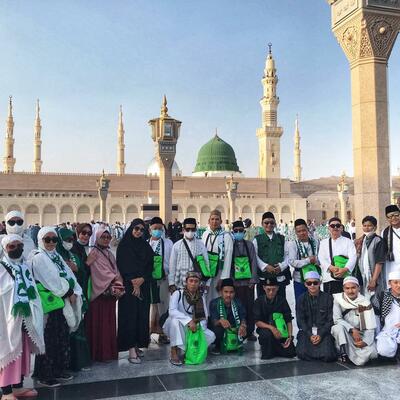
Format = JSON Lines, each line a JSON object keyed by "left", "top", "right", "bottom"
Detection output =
{"left": 184, "top": 231, "right": 196, "bottom": 240}
{"left": 62, "top": 241, "right": 73, "bottom": 251}
{"left": 6, "top": 222, "right": 24, "bottom": 235}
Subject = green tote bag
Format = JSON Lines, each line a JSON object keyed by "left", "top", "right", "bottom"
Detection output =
{"left": 185, "top": 324, "right": 208, "bottom": 365}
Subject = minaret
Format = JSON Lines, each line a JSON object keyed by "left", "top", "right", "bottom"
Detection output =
{"left": 3, "top": 96, "right": 16, "bottom": 173}
{"left": 256, "top": 43, "right": 283, "bottom": 179}
{"left": 33, "top": 99, "right": 43, "bottom": 173}
{"left": 117, "top": 105, "right": 126, "bottom": 175}
{"left": 293, "top": 115, "right": 302, "bottom": 182}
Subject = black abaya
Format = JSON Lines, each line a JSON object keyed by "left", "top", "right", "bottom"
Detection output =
{"left": 116, "top": 220, "right": 153, "bottom": 351}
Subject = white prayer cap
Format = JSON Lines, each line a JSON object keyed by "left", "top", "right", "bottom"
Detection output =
{"left": 343, "top": 276, "right": 359, "bottom": 286}
{"left": 304, "top": 271, "right": 320, "bottom": 281}
{"left": 5, "top": 210, "right": 24, "bottom": 222}
{"left": 1, "top": 234, "right": 23, "bottom": 248}
{"left": 388, "top": 271, "right": 400, "bottom": 281}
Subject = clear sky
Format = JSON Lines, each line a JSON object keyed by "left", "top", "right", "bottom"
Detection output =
{"left": 1, "top": 0, "right": 400, "bottom": 179}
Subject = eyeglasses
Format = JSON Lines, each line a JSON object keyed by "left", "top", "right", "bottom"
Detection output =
{"left": 133, "top": 226, "right": 145, "bottom": 232}
{"left": 43, "top": 237, "right": 58, "bottom": 244}
{"left": 101, "top": 235, "right": 112, "bottom": 240}
{"left": 263, "top": 221, "right": 275, "bottom": 226}
{"left": 387, "top": 213, "right": 400, "bottom": 219}
{"left": 7, "top": 219, "right": 23, "bottom": 226}
{"left": 233, "top": 229, "right": 245, "bottom": 233}
{"left": 7, "top": 243, "right": 23, "bottom": 251}
{"left": 329, "top": 224, "right": 341, "bottom": 229}
{"left": 80, "top": 230, "right": 91, "bottom": 236}
{"left": 184, "top": 228, "right": 197, "bottom": 232}
{"left": 305, "top": 281, "right": 320, "bottom": 286}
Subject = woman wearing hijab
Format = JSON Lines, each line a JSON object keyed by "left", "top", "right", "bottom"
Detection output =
{"left": 85, "top": 227, "right": 124, "bottom": 362}
{"left": 71, "top": 223, "right": 92, "bottom": 276}
{"left": 56, "top": 228, "right": 91, "bottom": 372}
{"left": 0, "top": 234, "right": 45, "bottom": 400}
{"left": 31, "top": 227, "right": 82, "bottom": 387}
{"left": 117, "top": 218, "right": 153, "bottom": 364}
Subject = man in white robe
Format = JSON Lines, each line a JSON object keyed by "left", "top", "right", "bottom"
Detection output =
{"left": 331, "top": 276, "right": 377, "bottom": 365}
{"left": 163, "top": 272, "right": 215, "bottom": 366}
{"left": 381, "top": 205, "right": 400, "bottom": 287}
{"left": 201, "top": 209, "right": 233, "bottom": 306}
{"left": 375, "top": 270, "right": 400, "bottom": 358}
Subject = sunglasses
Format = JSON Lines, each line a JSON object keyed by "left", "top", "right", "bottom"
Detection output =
{"left": 329, "top": 224, "right": 341, "bottom": 229}
{"left": 101, "top": 235, "right": 112, "bottom": 240}
{"left": 305, "top": 281, "right": 320, "bottom": 286}
{"left": 7, "top": 219, "right": 23, "bottom": 226}
{"left": 43, "top": 237, "right": 58, "bottom": 244}
{"left": 80, "top": 230, "right": 92, "bottom": 236}
{"left": 184, "top": 228, "right": 197, "bottom": 232}
{"left": 64, "top": 237, "right": 74, "bottom": 243}
{"left": 7, "top": 243, "right": 23, "bottom": 251}
{"left": 133, "top": 226, "right": 145, "bottom": 232}
{"left": 263, "top": 221, "right": 275, "bottom": 226}
{"left": 233, "top": 229, "right": 245, "bottom": 233}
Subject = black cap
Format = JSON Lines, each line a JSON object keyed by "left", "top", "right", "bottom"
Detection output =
{"left": 262, "top": 278, "right": 279, "bottom": 286}
{"left": 232, "top": 220, "right": 245, "bottom": 229}
{"left": 386, "top": 205, "right": 400, "bottom": 216}
{"left": 183, "top": 217, "right": 197, "bottom": 226}
{"left": 262, "top": 212, "right": 275, "bottom": 221}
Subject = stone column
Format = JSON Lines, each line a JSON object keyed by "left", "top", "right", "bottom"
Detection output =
{"left": 226, "top": 177, "right": 239, "bottom": 224}
{"left": 148, "top": 96, "right": 181, "bottom": 225}
{"left": 97, "top": 171, "right": 110, "bottom": 223}
{"left": 327, "top": 0, "right": 400, "bottom": 229}
{"left": 337, "top": 172, "right": 349, "bottom": 224}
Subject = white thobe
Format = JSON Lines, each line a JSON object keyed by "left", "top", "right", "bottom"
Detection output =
{"left": 318, "top": 236, "right": 357, "bottom": 284}
{"left": 201, "top": 230, "right": 233, "bottom": 305}
{"left": 331, "top": 299, "right": 377, "bottom": 366}
{"left": 376, "top": 301, "right": 400, "bottom": 358}
{"left": 163, "top": 290, "right": 215, "bottom": 350}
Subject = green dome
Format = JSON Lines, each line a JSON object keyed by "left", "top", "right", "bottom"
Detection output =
{"left": 194, "top": 134, "right": 240, "bottom": 173}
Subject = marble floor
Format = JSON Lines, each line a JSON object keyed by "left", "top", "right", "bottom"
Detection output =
{"left": 27, "top": 339, "right": 399, "bottom": 400}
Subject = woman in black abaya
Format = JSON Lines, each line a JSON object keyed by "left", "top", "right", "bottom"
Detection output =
{"left": 117, "top": 218, "right": 153, "bottom": 364}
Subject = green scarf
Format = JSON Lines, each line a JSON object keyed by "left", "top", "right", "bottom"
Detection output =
{"left": 1, "top": 259, "right": 37, "bottom": 317}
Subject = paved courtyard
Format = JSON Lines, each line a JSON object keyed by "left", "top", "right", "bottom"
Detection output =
{"left": 29, "top": 338, "right": 399, "bottom": 400}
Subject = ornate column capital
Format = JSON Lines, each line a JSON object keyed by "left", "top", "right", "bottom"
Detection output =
{"left": 329, "top": 1, "right": 400, "bottom": 65}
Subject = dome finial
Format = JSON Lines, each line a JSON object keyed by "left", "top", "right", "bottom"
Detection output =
{"left": 8, "top": 95, "right": 13, "bottom": 117}
{"left": 215, "top": 127, "right": 219, "bottom": 138}
{"left": 268, "top": 42, "right": 272, "bottom": 55}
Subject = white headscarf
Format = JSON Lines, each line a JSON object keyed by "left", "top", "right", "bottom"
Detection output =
{"left": 5, "top": 211, "right": 25, "bottom": 235}
{"left": 37, "top": 226, "right": 58, "bottom": 253}
{"left": 1, "top": 234, "right": 23, "bottom": 249}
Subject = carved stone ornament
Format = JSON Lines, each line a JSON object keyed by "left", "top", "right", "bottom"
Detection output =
{"left": 334, "top": 12, "right": 400, "bottom": 62}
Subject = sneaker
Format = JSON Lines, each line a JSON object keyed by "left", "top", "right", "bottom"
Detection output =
{"left": 55, "top": 374, "right": 74, "bottom": 382}
{"left": 210, "top": 347, "right": 221, "bottom": 355}
{"left": 247, "top": 334, "right": 257, "bottom": 342}
{"left": 37, "top": 379, "right": 61, "bottom": 388}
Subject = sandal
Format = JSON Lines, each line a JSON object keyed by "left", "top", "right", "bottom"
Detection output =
{"left": 169, "top": 358, "right": 183, "bottom": 366}
{"left": 1, "top": 395, "right": 17, "bottom": 400}
{"left": 128, "top": 356, "right": 142, "bottom": 364}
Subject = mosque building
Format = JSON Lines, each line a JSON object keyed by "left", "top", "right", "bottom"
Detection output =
{"left": 2, "top": 46, "right": 389, "bottom": 227}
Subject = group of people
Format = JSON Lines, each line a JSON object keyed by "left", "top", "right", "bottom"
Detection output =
{"left": 2, "top": 204, "right": 400, "bottom": 399}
